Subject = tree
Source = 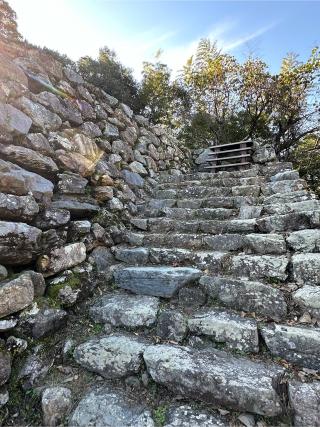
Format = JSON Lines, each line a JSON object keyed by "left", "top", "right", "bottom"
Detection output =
{"left": 78, "top": 47, "right": 141, "bottom": 112}
{"left": 0, "top": 0, "right": 22, "bottom": 41}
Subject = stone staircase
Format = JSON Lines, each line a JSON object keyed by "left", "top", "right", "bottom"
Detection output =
{"left": 70, "top": 162, "right": 320, "bottom": 426}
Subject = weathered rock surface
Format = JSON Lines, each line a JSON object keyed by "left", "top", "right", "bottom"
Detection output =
{"left": 156, "top": 310, "right": 187, "bottom": 342}
{"left": 114, "top": 266, "right": 201, "bottom": 298}
{"left": 70, "top": 387, "right": 154, "bottom": 427}
{"left": 0, "top": 102, "right": 32, "bottom": 138}
{"left": 0, "top": 193, "right": 39, "bottom": 222}
{"left": 42, "top": 386, "right": 72, "bottom": 427}
{"left": 22, "top": 308, "right": 68, "bottom": 339}
{"left": 0, "top": 159, "right": 54, "bottom": 203}
{"left": 90, "top": 293, "right": 159, "bottom": 327}
{"left": 292, "top": 253, "right": 320, "bottom": 285}
{"left": 74, "top": 334, "right": 148, "bottom": 378}
{"left": 37, "top": 243, "right": 86, "bottom": 277}
{"left": 164, "top": 405, "right": 228, "bottom": 427}
{"left": 289, "top": 381, "right": 320, "bottom": 427}
{"left": 287, "top": 229, "right": 320, "bottom": 252}
{"left": 33, "top": 208, "right": 70, "bottom": 230}
{"left": 293, "top": 285, "right": 320, "bottom": 319}
{"left": 144, "top": 345, "right": 284, "bottom": 416}
{"left": 0, "top": 221, "right": 41, "bottom": 265}
{"left": 230, "top": 254, "right": 288, "bottom": 281}
{"left": 200, "top": 276, "right": 287, "bottom": 320}
{"left": 245, "top": 233, "right": 286, "bottom": 254}
{"left": 0, "top": 350, "right": 11, "bottom": 386}
{"left": 0, "top": 273, "right": 34, "bottom": 318}
{"left": 188, "top": 309, "right": 259, "bottom": 352}
{"left": 261, "top": 324, "right": 320, "bottom": 369}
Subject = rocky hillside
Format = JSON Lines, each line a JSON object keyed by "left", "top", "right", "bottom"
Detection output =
{"left": 0, "top": 32, "right": 320, "bottom": 427}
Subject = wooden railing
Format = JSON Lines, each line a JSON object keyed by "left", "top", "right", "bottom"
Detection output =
{"left": 201, "top": 140, "right": 253, "bottom": 172}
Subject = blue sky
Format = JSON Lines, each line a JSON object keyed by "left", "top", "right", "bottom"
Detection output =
{"left": 8, "top": 0, "right": 320, "bottom": 79}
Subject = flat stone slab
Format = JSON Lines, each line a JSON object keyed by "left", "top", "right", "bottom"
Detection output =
{"left": 230, "top": 255, "right": 288, "bottom": 281}
{"left": 200, "top": 276, "right": 287, "bottom": 321}
{"left": 69, "top": 386, "right": 154, "bottom": 427}
{"left": 73, "top": 334, "right": 147, "bottom": 378}
{"left": 89, "top": 293, "right": 159, "bottom": 327}
{"left": 188, "top": 309, "right": 259, "bottom": 353}
{"left": 287, "top": 229, "right": 320, "bottom": 252}
{"left": 164, "top": 405, "right": 228, "bottom": 427}
{"left": 288, "top": 381, "right": 320, "bottom": 427}
{"left": 261, "top": 324, "right": 320, "bottom": 370}
{"left": 143, "top": 345, "right": 284, "bottom": 416}
{"left": 245, "top": 233, "right": 286, "bottom": 255}
{"left": 37, "top": 243, "right": 86, "bottom": 277}
{"left": 114, "top": 266, "right": 201, "bottom": 298}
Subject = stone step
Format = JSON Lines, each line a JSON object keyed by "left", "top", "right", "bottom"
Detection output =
{"left": 229, "top": 254, "right": 289, "bottom": 281}
{"left": 200, "top": 276, "right": 287, "bottom": 321}
{"left": 263, "top": 190, "right": 314, "bottom": 205}
{"left": 158, "top": 168, "right": 259, "bottom": 183}
{"left": 261, "top": 179, "right": 307, "bottom": 196}
{"left": 127, "top": 232, "right": 287, "bottom": 254}
{"left": 113, "top": 246, "right": 228, "bottom": 272}
{"left": 143, "top": 218, "right": 257, "bottom": 234}
{"left": 263, "top": 199, "right": 320, "bottom": 215}
{"left": 257, "top": 211, "right": 318, "bottom": 233}
{"left": 187, "top": 308, "right": 259, "bottom": 353}
{"left": 138, "top": 207, "right": 238, "bottom": 221}
{"left": 156, "top": 176, "right": 261, "bottom": 189}
{"left": 155, "top": 185, "right": 261, "bottom": 200}
{"left": 143, "top": 344, "right": 285, "bottom": 416}
{"left": 261, "top": 324, "right": 320, "bottom": 370}
{"left": 113, "top": 266, "right": 202, "bottom": 298}
{"left": 147, "top": 195, "right": 259, "bottom": 209}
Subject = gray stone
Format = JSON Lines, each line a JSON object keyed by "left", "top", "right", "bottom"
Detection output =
{"left": 114, "top": 247, "right": 149, "bottom": 264}
{"left": 0, "top": 193, "right": 39, "bottom": 222}
{"left": 6, "top": 336, "right": 28, "bottom": 354}
{"left": 245, "top": 233, "right": 286, "bottom": 254}
{"left": 57, "top": 173, "right": 87, "bottom": 195}
{"left": 108, "top": 197, "right": 124, "bottom": 210}
{"left": 200, "top": 276, "right": 287, "bottom": 320}
{"left": 164, "top": 405, "right": 228, "bottom": 427}
{"left": 22, "top": 308, "right": 67, "bottom": 339}
{"left": 0, "top": 221, "right": 41, "bottom": 265}
{"left": 63, "top": 67, "right": 84, "bottom": 84}
{"left": 18, "top": 353, "right": 50, "bottom": 389}
{"left": 0, "top": 350, "right": 10, "bottom": 386}
{"left": 263, "top": 190, "right": 313, "bottom": 205}
{"left": 261, "top": 324, "right": 320, "bottom": 370}
{"left": 114, "top": 266, "right": 201, "bottom": 298}
{"left": 0, "top": 319, "right": 16, "bottom": 332}
{"left": 120, "top": 103, "right": 134, "bottom": 118}
{"left": 252, "top": 144, "right": 276, "bottom": 163}
{"left": 42, "top": 386, "right": 72, "bottom": 427}
{"left": 0, "top": 159, "right": 54, "bottom": 203}
{"left": 0, "top": 272, "right": 34, "bottom": 318}
{"left": 88, "top": 247, "right": 117, "bottom": 274}
{"left": 69, "top": 387, "right": 154, "bottom": 427}
{"left": 287, "top": 229, "right": 320, "bottom": 252}
{"left": 257, "top": 213, "right": 310, "bottom": 233}
{"left": 178, "top": 287, "right": 207, "bottom": 311}
{"left": 0, "top": 102, "right": 32, "bottom": 138}
{"left": 270, "top": 170, "right": 299, "bottom": 181}
{"left": 22, "top": 133, "right": 55, "bottom": 157}
{"left": 289, "top": 381, "right": 320, "bottom": 427}
{"left": 15, "top": 96, "right": 62, "bottom": 132}
{"left": 104, "top": 122, "right": 119, "bottom": 139}
{"left": 121, "top": 127, "right": 138, "bottom": 145}
{"left": 129, "top": 161, "right": 148, "bottom": 176}
{"left": 143, "top": 345, "right": 284, "bottom": 416}
{"left": 90, "top": 293, "right": 159, "bottom": 327}
{"left": 51, "top": 197, "right": 99, "bottom": 218}
{"left": 156, "top": 310, "right": 187, "bottom": 342}
{"left": 293, "top": 286, "right": 320, "bottom": 319}
{"left": 292, "top": 253, "right": 320, "bottom": 285}
{"left": 73, "top": 334, "right": 148, "bottom": 378}
{"left": 122, "top": 170, "right": 145, "bottom": 188}
{"left": 0, "top": 388, "right": 9, "bottom": 407}
{"left": 239, "top": 205, "right": 262, "bottom": 219}
{"left": 80, "top": 121, "right": 102, "bottom": 138}
{"left": 188, "top": 309, "right": 259, "bottom": 353}
{"left": 204, "top": 234, "right": 245, "bottom": 251}
{"left": 37, "top": 243, "right": 86, "bottom": 277}
{"left": 230, "top": 254, "right": 288, "bottom": 281}
{"left": 112, "top": 139, "right": 134, "bottom": 162}
{"left": 262, "top": 179, "right": 306, "bottom": 196}
{"left": 34, "top": 208, "right": 70, "bottom": 230}
{"left": 0, "top": 265, "right": 7, "bottom": 281}
{"left": 35, "top": 91, "right": 83, "bottom": 125}
{"left": 23, "top": 270, "right": 46, "bottom": 297}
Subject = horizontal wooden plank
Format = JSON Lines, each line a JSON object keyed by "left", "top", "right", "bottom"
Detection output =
{"left": 208, "top": 141, "right": 253, "bottom": 150}
{"left": 206, "top": 146, "right": 253, "bottom": 156}
{"left": 204, "top": 162, "right": 251, "bottom": 170}
{"left": 206, "top": 153, "right": 252, "bottom": 162}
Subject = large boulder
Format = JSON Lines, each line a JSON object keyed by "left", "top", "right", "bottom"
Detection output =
{"left": 292, "top": 253, "right": 320, "bottom": 285}
{"left": 0, "top": 221, "right": 42, "bottom": 265}
{"left": 144, "top": 345, "right": 284, "bottom": 416}
{"left": 37, "top": 243, "right": 86, "bottom": 277}
{"left": 0, "top": 102, "right": 32, "bottom": 139}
